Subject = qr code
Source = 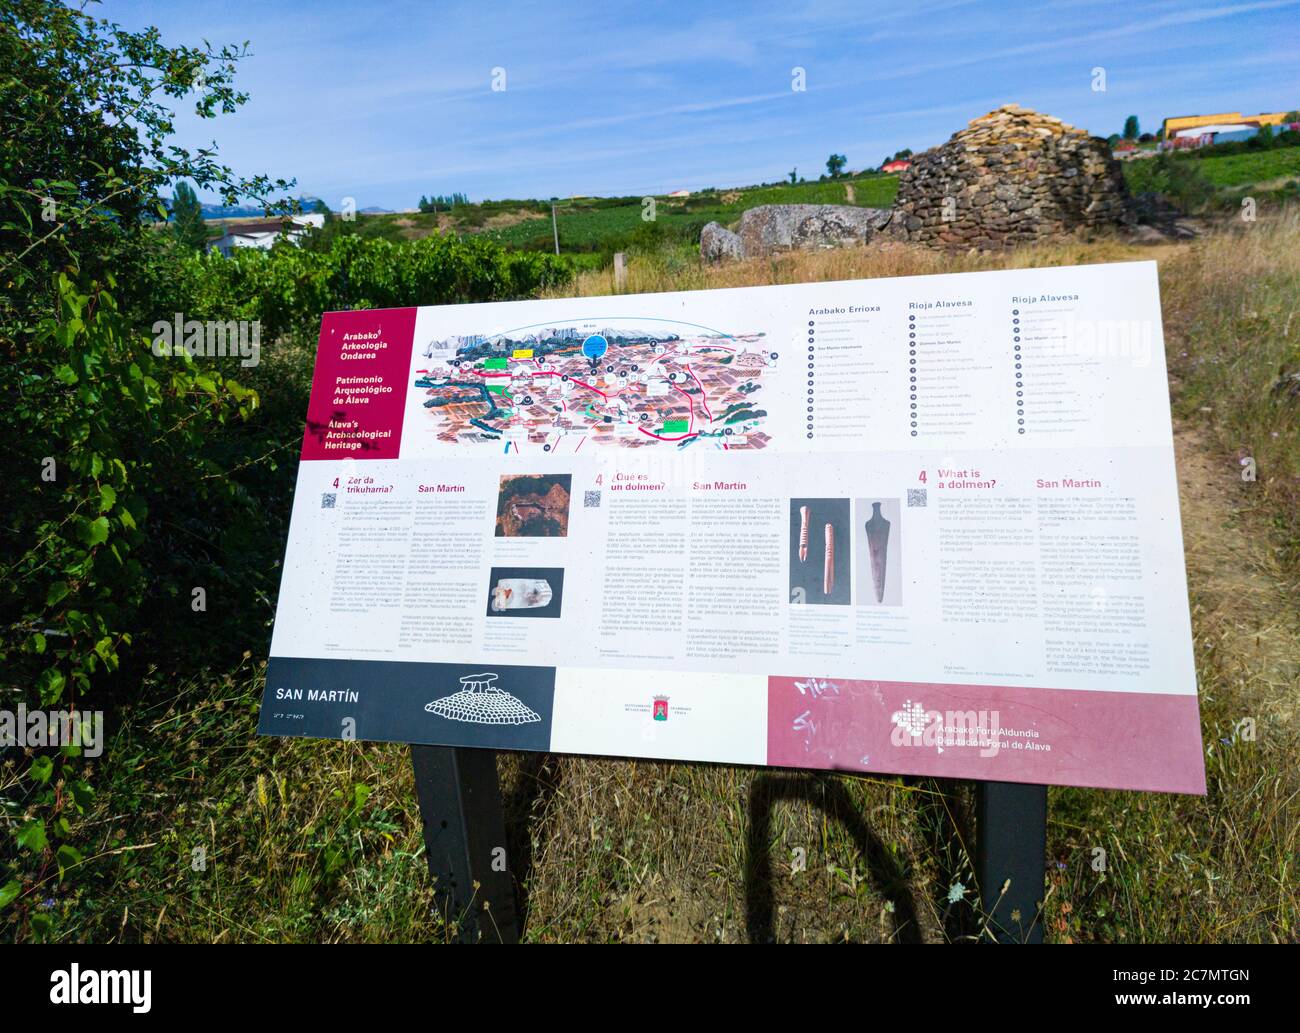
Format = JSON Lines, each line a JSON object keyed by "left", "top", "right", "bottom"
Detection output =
{"left": 321, "top": 492, "right": 337, "bottom": 509}
{"left": 584, "top": 490, "right": 602, "bottom": 509}
{"left": 907, "top": 488, "right": 927, "bottom": 508}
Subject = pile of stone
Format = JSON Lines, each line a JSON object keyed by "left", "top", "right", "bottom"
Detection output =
{"left": 700, "top": 104, "right": 1149, "bottom": 261}
{"left": 893, "top": 103, "right": 1134, "bottom": 250}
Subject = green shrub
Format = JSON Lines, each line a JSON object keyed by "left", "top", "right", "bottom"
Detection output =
{"left": 149, "top": 233, "right": 572, "bottom": 341}
{"left": 0, "top": 276, "right": 259, "bottom": 938}
{"left": 1123, "top": 154, "right": 1217, "bottom": 211}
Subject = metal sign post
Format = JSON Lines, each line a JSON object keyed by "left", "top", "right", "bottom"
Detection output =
{"left": 411, "top": 745, "right": 519, "bottom": 943}
{"left": 975, "top": 781, "right": 1047, "bottom": 943}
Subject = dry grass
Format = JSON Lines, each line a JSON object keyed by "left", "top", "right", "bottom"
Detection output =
{"left": 544, "top": 233, "right": 1187, "bottom": 300}
{"left": 23, "top": 217, "right": 1297, "bottom": 943}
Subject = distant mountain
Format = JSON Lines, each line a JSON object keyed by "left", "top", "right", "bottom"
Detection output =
{"left": 359, "top": 206, "right": 393, "bottom": 214}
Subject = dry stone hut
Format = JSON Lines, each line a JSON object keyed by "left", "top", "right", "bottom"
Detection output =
{"left": 894, "top": 104, "right": 1134, "bottom": 250}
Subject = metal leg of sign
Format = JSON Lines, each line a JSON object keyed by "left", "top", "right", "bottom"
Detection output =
{"left": 411, "top": 745, "right": 519, "bottom": 944}
{"left": 975, "top": 781, "right": 1047, "bottom": 944}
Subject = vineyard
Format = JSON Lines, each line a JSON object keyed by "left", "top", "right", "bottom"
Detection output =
{"left": 349, "top": 173, "right": 902, "bottom": 254}
{"left": 149, "top": 232, "right": 573, "bottom": 341}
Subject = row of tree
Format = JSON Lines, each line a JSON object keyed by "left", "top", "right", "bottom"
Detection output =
{"left": 418, "top": 192, "right": 468, "bottom": 212}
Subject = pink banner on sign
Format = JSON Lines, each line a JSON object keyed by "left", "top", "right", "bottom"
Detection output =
{"left": 766, "top": 676, "right": 1205, "bottom": 794}
{"left": 300, "top": 308, "right": 417, "bottom": 461}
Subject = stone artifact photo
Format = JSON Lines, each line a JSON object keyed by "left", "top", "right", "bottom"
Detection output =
{"left": 494, "top": 473, "right": 572, "bottom": 537}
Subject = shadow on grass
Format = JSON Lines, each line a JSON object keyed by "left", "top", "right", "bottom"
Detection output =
{"left": 745, "top": 772, "right": 927, "bottom": 943}
{"left": 906, "top": 777, "right": 981, "bottom": 942}
{"left": 501, "top": 752, "right": 563, "bottom": 928}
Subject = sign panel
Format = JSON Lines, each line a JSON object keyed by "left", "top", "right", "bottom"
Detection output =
{"left": 259, "top": 261, "right": 1204, "bottom": 793}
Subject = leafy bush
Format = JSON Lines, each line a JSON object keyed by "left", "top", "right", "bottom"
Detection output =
{"left": 0, "top": 2, "right": 570, "bottom": 941}
{"left": 1, "top": 276, "right": 260, "bottom": 937}
{"left": 0, "top": 1, "right": 294, "bottom": 346}
{"left": 1123, "top": 154, "right": 1218, "bottom": 212}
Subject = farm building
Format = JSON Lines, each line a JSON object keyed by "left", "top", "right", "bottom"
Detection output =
{"left": 1161, "top": 109, "right": 1295, "bottom": 139}
{"left": 208, "top": 213, "right": 325, "bottom": 255}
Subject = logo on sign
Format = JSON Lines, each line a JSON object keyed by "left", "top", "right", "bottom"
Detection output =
{"left": 652, "top": 695, "right": 669, "bottom": 721}
{"left": 891, "top": 699, "right": 928, "bottom": 737}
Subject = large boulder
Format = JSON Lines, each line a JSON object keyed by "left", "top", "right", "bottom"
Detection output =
{"left": 737, "top": 204, "right": 895, "bottom": 256}
{"left": 699, "top": 221, "right": 742, "bottom": 261}
{"left": 701, "top": 204, "right": 896, "bottom": 261}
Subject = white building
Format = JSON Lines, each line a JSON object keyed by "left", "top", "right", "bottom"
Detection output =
{"left": 209, "top": 213, "right": 326, "bottom": 255}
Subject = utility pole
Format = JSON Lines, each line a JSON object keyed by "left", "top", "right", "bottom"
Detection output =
{"left": 551, "top": 199, "right": 560, "bottom": 255}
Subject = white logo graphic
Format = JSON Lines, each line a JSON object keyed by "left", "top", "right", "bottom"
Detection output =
{"left": 891, "top": 699, "right": 928, "bottom": 737}
{"left": 50, "top": 965, "right": 151, "bottom": 1013}
{"left": 424, "top": 672, "right": 540, "bottom": 725}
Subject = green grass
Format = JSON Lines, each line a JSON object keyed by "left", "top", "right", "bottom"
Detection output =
{"left": 1182, "top": 148, "right": 1300, "bottom": 188}
{"left": 351, "top": 148, "right": 1300, "bottom": 260}
{"left": 1122, "top": 148, "right": 1300, "bottom": 209}
{"left": 486, "top": 175, "right": 899, "bottom": 253}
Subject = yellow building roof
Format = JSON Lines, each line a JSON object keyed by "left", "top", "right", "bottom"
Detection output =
{"left": 1162, "top": 111, "right": 1293, "bottom": 136}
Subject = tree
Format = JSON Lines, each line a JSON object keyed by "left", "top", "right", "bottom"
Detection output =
{"left": 826, "top": 153, "right": 847, "bottom": 178}
{"left": 1123, "top": 115, "right": 1140, "bottom": 140}
{"left": 788, "top": 167, "right": 798, "bottom": 185}
{"left": 0, "top": 0, "right": 289, "bottom": 939}
{"left": 171, "top": 181, "right": 208, "bottom": 251}
{"left": 0, "top": 0, "right": 295, "bottom": 340}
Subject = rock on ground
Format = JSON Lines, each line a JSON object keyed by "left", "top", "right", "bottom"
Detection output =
{"left": 699, "top": 221, "right": 742, "bottom": 261}
{"left": 702, "top": 204, "right": 896, "bottom": 261}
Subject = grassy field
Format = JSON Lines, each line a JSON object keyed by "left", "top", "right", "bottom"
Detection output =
{"left": 24, "top": 213, "right": 1298, "bottom": 943}
{"left": 334, "top": 145, "right": 1300, "bottom": 263}
{"left": 1188, "top": 147, "right": 1300, "bottom": 187}
{"left": 1122, "top": 146, "right": 1300, "bottom": 210}
{"left": 341, "top": 173, "right": 900, "bottom": 256}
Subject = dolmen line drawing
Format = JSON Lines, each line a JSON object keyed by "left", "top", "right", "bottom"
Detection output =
{"left": 424, "top": 672, "right": 542, "bottom": 725}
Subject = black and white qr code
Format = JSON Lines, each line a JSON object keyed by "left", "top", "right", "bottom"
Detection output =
{"left": 321, "top": 492, "right": 337, "bottom": 509}
{"left": 584, "top": 490, "right": 602, "bottom": 509}
{"left": 907, "top": 488, "right": 927, "bottom": 508}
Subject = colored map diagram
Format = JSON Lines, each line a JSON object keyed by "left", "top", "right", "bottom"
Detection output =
{"left": 411, "top": 319, "right": 776, "bottom": 452}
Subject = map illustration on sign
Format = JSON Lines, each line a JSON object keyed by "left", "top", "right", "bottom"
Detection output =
{"left": 412, "top": 318, "right": 775, "bottom": 452}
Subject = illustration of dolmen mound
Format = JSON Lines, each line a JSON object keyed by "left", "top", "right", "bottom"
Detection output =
{"left": 495, "top": 473, "right": 571, "bottom": 537}
{"left": 412, "top": 320, "right": 774, "bottom": 452}
{"left": 424, "top": 672, "right": 541, "bottom": 725}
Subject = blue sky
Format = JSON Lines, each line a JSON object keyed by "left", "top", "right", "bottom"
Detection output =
{"left": 100, "top": 0, "right": 1299, "bottom": 209}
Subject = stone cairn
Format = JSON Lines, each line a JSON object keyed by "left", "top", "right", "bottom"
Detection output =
{"left": 894, "top": 104, "right": 1134, "bottom": 250}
